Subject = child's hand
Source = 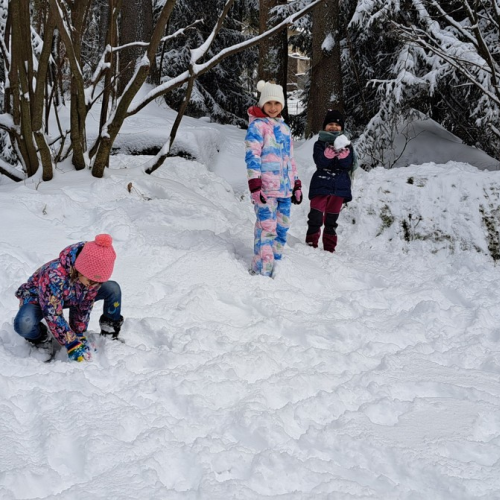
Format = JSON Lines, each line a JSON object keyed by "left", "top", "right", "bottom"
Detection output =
{"left": 292, "top": 180, "right": 303, "bottom": 205}
{"left": 66, "top": 339, "right": 92, "bottom": 362}
{"left": 324, "top": 146, "right": 336, "bottom": 159}
{"left": 251, "top": 190, "right": 267, "bottom": 204}
{"left": 333, "top": 134, "right": 351, "bottom": 151}
{"left": 248, "top": 178, "right": 267, "bottom": 204}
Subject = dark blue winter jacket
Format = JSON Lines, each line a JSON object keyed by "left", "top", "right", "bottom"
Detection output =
{"left": 309, "top": 139, "right": 354, "bottom": 202}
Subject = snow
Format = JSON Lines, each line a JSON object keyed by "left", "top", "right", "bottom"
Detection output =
{"left": 391, "top": 118, "right": 500, "bottom": 171}
{"left": 0, "top": 112, "right": 15, "bottom": 129}
{"left": 334, "top": 134, "right": 351, "bottom": 150}
{"left": 321, "top": 32, "right": 335, "bottom": 52}
{"left": 1, "top": 101, "right": 500, "bottom": 499}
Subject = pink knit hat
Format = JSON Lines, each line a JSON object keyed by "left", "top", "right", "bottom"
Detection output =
{"left": 75, "top": 234, "right": 116, "bottom": 282}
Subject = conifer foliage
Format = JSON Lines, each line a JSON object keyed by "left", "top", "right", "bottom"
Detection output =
{"left": 347, "top": 0, "right": 500, "bottom": 167}
{"left": 158, "top": 0, "right": 257, "bottom": 127}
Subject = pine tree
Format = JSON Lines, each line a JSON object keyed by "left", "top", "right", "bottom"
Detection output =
{"left": 347, "top": 0, "right": 500, "bottom": 166}
{"left": 159, "top": 0, "right": 258, "bottom": 126}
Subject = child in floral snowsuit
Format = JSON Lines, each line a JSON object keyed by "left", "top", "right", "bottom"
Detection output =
{"left": 14, "top": 234, "right": 124, "bottom": 362}
{"left": 245, "top": 80, "right": 302, "bottom": 277}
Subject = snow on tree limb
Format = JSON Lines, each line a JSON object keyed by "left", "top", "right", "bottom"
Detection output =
{"left": 127, "top": 0, "right": 324, "bottom": 117}
{"left": 0, "top": 157, "right": 24, "bottom": 181}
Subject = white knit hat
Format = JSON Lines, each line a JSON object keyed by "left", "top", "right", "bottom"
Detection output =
{"left": 257, "top": 80, "right": 285, "bottom": 108}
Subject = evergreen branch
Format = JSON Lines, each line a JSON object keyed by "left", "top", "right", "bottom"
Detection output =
{"left": 398, "top": 26, "right": 500, "bottom": 106}
{"left": 127, "top": 0, "right": 324, "bottom": 117}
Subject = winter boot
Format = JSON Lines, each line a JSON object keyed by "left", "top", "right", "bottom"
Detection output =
{"left": 26, "top": 322, "right": 49, "bottom": 346}
{"left": 27, "top": 323, "right": 54, "bottom": 358}
{"left": 306, "top": 208, "right": 323, "bottom": 248}
{"left": 305, "top": 231, "right": 320, "bottom": 248}
{"left": 99, "top": 314, "right": 124, "bottom": 340}
{"left": 323, "top": 213, "right": 339, "bottom": 252}
{"left": 323, "top": 233, "right": 338, "bottom": 252}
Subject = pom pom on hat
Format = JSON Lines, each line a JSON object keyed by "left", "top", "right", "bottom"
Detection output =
{"left": 75, "top": 234, "right": 116, "bottom": 282}
{"left": 257, "top": 80, "right": 266, "bottom": 93}
{"left": 323, "top": 109, "right": 345, "bottom": 130}
{"left": 257, "top": 80, "right": 285, "bottom": 108}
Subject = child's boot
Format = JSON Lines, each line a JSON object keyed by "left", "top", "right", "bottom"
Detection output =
{"left": 323, "top": 233, "right": 338, "bottom": 252}
{"left": 27, "top": 323, "right": 54, "bottom": 357}
{"left": 323, "top": 213, "right": 339, "bottom": 252}
{"left": 99, "top": 314, "right": 124, "bottom": 340}
{"left": 306, "top": 232, "right": 320, "bottom": 248}
{"left": 26, "top": 322, "right": 49, "bottom": 345}
{"left": 306, "top": 208, "right": 322, "bottom": 248}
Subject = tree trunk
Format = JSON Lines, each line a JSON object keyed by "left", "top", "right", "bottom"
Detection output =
{"left": 9, "top": 0, "right": 39, "bottom": 177}
{"left": 92, "top": 0, "right": 178, "bottom": 178}
{"left": 258, "top": 0, "right": 288, "bottom": 111}
{"left": 32, "top": 7, "right": 56, "bottom": 181}
{"left": 69, "top": 0, "right": 92, "bottom": 170}
{"left": 89, "top": 0, "right": 121, "bottom": 162}
{"left": 306, "top": 0, "right": 343, "bottom": 137}
{"left": 97, "top": 0, "right": 110, "bottom": 54}
{"left": 118, "top": 0, "right": 153, "bottom": 96}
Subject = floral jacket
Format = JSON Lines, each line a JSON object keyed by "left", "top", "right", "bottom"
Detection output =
{"left": 245, "top": 106, "right": 299, "bottom": 198}
{"left": 15, "top": 242, "right": 100, "bottom": 346}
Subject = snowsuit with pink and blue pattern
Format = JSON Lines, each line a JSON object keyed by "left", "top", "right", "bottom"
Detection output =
{"left": 14, "top": 242, "right": 121, "bottom": 346}
{"left": 245, "top": 106, "right": 299, "bottom": 276}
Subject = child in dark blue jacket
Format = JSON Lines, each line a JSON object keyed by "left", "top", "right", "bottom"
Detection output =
{"left": 306, "top": 110, "right": 357, "bottom": 252}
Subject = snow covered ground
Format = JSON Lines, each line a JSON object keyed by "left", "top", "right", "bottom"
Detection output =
{"left": 1, "top": 101, "right": 500, "bottom": 499}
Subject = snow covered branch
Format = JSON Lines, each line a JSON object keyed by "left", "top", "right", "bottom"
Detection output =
{"left": 127, "top": 0, "right": 323, "bottom": 117}
{"left": 350, "top": 0, "right": 500, "bottom": 166}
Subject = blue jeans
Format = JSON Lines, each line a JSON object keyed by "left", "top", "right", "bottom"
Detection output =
{"left": 14, "top": 281, "right": 122, "bottom": 342}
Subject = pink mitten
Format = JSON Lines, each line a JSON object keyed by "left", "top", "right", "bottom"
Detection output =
{"left": 251, "top": 190, "right": 267, "bottom": 204}
{"left": 324, "top": 146, "right": 336, "bottom": 159}
{"left": 248, "top": 178, "right": 267, "bottom": 204}
{"left": 292, "top": 180, "right": 303, "bottom": 205}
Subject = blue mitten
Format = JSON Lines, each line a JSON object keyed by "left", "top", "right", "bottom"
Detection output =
{"left": 66, "top": 339, "right": 92, "bottom": 362}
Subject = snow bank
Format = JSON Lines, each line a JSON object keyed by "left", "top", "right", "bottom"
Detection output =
{"left": 1, "top": 130, "right": 500, "bottom": 499}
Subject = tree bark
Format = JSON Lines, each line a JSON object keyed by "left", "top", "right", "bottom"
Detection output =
{"left": 92, "top": 0, "right": 178, "bottom": 178}
{"left": 32, "top": 7, "right": 56, "bottom": 181}
{"left": 306, "top": 0, "right": 343, "bottom": 137}
{"left": 89, "top": 0, "right": 121, "bottom": 162}
{"left": 9, "top": 0, "right": 39, "bottom": 177}
{"left": 118, "top": 0, "right": 153, "bottom": 96}
{"left": 70, "top": 0, "right": 92, "bottom": 170}
{"left": 258, "top": 0, "right": 288, "bottom": 111}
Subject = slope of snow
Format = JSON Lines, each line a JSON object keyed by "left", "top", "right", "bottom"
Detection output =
{"left": 1, "top": 104, "right": 500, "bottom": 499}
{"left": 391, "top": 118, "right": 500, "bottom": 171}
